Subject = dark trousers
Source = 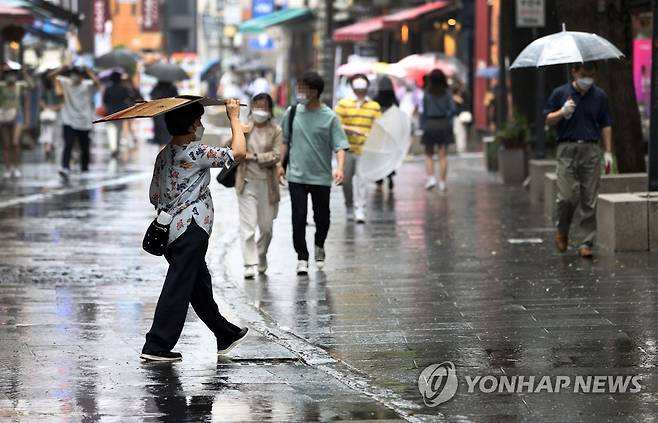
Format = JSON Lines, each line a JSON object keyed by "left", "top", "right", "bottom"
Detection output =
{"left": 289, "top": 181, "right": 331, "bottom": 261}
{"left": 62, "top": 125, "right": 91, "bottom": 171}
{"left": 144, "top": 220, "right": 241, "bottom": 352}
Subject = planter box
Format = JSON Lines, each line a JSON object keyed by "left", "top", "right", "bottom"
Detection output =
{"left": 498, "top": 147, "right": 527, "bottom": 185}
{"left": 597, "top": 193, "right": 648, "bottom": 251}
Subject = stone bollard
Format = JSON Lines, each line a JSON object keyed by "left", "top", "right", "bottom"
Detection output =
{"left": 530, "top": 159, "right": 557, "bottom": 203}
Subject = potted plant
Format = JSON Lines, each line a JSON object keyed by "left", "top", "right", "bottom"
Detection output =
{"left": 495, "top": 113, "right": 530, "bottom": 185}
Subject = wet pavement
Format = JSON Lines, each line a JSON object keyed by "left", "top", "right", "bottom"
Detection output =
{"left": 0, "top": 146, "right": 657, "bottom": 422}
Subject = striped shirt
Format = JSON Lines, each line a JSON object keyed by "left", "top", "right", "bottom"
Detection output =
{"left": 334, "top": 97, "right": 381, "bottom": 155}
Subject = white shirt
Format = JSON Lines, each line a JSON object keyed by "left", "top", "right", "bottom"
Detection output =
{"left": 149, "top": 142, "right": 235, "bottom": 246}
{"left": 57, "top": 76, "right": 95, "bottom": 130}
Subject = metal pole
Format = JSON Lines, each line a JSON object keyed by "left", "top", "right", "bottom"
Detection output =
{"left": 533, "top": 27, "right": 546, "bottom": 158}
{"left": 649, "top": 0, "right": 658, "bottom": 191}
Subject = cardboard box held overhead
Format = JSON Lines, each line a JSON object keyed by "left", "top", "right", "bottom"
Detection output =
{"left": 93, "top": 95, "right": 240, "bottom": 123}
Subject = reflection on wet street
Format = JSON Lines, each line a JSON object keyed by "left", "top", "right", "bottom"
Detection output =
{"left": 0, "top": 153, "right": 656, "bottom": 421}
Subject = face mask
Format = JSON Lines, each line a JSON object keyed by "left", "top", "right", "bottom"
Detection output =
{"left": 296, "top": 92, "right": 309, "bottom": 105}
{"left": 352, "top": 79, "right": 368, "bottom": 90}
{"left": 252, "top": 110, "right": 270, "bottom": 123}
{"left": 193, "top": 125, "right": 205, "bottom": 141}
{"left": 576, "top": 77, "right": 594, "bottom": 91}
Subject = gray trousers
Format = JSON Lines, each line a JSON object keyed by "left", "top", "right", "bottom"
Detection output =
{"left": 343, "top": 151, "right": 367, "bottom": 210}
{"left": 555, "top": 142, "right": 602, "bottom": 246}
{"left": 237, "top": 179, "right": 278, "bottom": 266}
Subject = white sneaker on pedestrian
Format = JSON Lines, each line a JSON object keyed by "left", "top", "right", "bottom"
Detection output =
{"left": 244, "top": 265, "right": 257, "bottom": 279}
{"left": 355, "top": 207, "right": 366, "bottom": 223}
{"left": 315, "top": 246, "right": 325, "bottom": 270}
{"left": 11, "top": 167, "right": 21, "bottom": 178}
{"left": 425, "top": 176, "right": 437, "bottom": 190}
{"left": 438, "top": 180, "right": 446, "bottom": 192}
{"left": 346, "top": 207, "right": 355, "bottom": 221}
{"left": 296, "top": 260, "right": 309, "bottom": 275}
{"left": 258, "top": 256, "right": 267, "bottom": 274}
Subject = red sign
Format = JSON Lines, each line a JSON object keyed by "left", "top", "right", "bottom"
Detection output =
{"left": 142, "top": 0, "right": 160, "bottom": 32}
{"left": 93, "top": 0, "right": 108, "bottom": 34}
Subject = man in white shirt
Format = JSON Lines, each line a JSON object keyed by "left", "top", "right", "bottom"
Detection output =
{"left": 49, "top": 66, "right": 100, "bottom": 178}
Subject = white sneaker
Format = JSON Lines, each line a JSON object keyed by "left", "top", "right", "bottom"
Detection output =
{"left": 11, "top": 167, "right": 21, "bottom": 178}
{"left": 355, "top": 207, "right": 366, "bottom": 223}
{"left": 346, "top": 207, "right": 355, "bottom": 221}
{"left": 425, "top": 176, "right": 437, "bottom": 190}
{"left": 244, "top": 265, "right": 257, "bottom": 279}
{"left": 3, "top": 169, "right": 11, "bottom": 179}
{"left": 438, "top": 180, "right": 446, "bottom": 192}
{"left": 315, "top": 246, "right": 325, "bottom": 270}
{"left": 296, "top": 260, "right": 309, "bottom": 275}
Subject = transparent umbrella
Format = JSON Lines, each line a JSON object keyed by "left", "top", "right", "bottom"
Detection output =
{"left": 357, "top": 106, "right": 411, "bottom": 182}
{"left": 510, "top": 25, "right": 624, "bottom": 69}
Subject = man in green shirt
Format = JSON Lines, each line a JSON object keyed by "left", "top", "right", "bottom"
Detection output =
{"left": 280, "top": 72, "right": 349, "bottom": 275}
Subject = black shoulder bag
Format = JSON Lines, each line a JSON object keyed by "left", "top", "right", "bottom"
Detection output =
{"left": 143, "top": 167, "right": 206, "bottom": 256}
{"left": 282, "top": 104, "right": 297, "bottom": 171}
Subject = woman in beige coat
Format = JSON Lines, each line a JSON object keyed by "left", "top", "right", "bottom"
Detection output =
{"left": 236, "top": 93, "right": 283, "bottom": 278}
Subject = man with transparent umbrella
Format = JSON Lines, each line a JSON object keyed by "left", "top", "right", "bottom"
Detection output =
{"left": 544, "top": 62, "right": 613, "bottom": 258}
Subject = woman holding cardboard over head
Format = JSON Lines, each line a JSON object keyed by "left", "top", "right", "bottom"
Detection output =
{"left": 141, "top": 98, "right": 248, "bottom": 362}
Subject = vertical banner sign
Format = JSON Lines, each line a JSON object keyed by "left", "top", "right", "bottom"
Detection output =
{"left": 252, "top": 0, "right": 275, "bottom": 18}
{"left": 516, "top": 0, "right": 545, "bottom": 28}
{"left": 142, "top": 0, "right": 160, "bottom": 32}
{"left": 93, "top": 0, "right": 109, "bottom": 34}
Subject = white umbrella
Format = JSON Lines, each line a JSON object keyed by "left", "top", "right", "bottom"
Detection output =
{"left": 510, "top": 26, "right": 624, "bottom": 69}
{"left": 357, "top": 105, "right": 411, "bottom": 182}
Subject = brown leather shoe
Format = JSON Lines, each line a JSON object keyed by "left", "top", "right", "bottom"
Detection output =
{"left": 555, "top": 232, "right": 568, "bottom": 253}
{"left": 577, "top": 245, "right": 593, "bottom": 258}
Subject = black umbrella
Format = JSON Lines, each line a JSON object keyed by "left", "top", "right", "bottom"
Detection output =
{"left": 95, "top": 48, "right": 138, "bottom": 69}
{"left": 145, "top": 62, "right": 188, "bottom": 82}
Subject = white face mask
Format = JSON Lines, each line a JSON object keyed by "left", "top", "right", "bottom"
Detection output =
{"left": 296, "top": 92, "right": 309, "bottom": 105}
{"left": 252, "top": 109, "right": 270, "bottom": 123}
{"left": 193, "top": 125, "right": 205, "bottom": 141}
{"left": 576, "top": 77, "right": 594, "bottom": 91}
{"left": 352, "top": 78, "right": 368, "bottom": 90}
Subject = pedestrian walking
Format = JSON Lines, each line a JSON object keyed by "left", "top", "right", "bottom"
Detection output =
{"left": 150, "top": 81, "right": 178, "bottom": 145}
{"left": 279, "top": 71, "right": 349, "bottom": 275}
{"left": 334, "top": 74, "right": 381, "bottom": 223}
{"left": 451, "top": 78, "right": 471, "bottom": 155}
{"left": 373, "top": 76, "right": 400, "bottom": 191}
{"left": 103, "top": 71, "right": 138, "bottom": 158}
{"left": 544, "top": 62, "right": 613, "bottom": 258}
{"left": 236, "top": 93, "right": 282, "bottom": 278}
{"left": 38, "top": 72, "right": 63, "bottom": 162}
{"left": 142, "top": 98, "right": 248, "bottom": 362}
{"left": 0, "top": 67, "right": 32, "bottom": 178}
{"left": 421, "top": 69, "right": 456, "bottom": 191}
{"left": 49, "top": 66, "right": 100, "bottom": 179}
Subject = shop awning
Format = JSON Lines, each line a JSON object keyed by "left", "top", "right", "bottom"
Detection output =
{"left": 3, "top": 0, "right": 82, "bottom": 26}
{"left": 332, "top": 17, "right": 384, "bottom": 43}
{"left": 382, "top": 1, "right": 449, "bottom": 28}
{"left": 0, "top": 5, "right": 34, "bottom": 25}
{"left": 238, "top": 8, "right": 312, "bottom": 33}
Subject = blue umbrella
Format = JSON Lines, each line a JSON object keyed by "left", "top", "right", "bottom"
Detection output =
{"left": 200, "top": 59, "right": 221, "bottom": 81}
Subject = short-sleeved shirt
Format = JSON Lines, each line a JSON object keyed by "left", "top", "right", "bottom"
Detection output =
{"left": 0, "top": 81, "right": 29, "bottom": 112}
{"left": 57, "top": 76, "right": 95, "bottom": 131}
{"left": 281, "top": 104, "right": 349, "bottom": 187}
{"left": 334, "top": 97, "right": 381, "bottom": 155}
{"left": 150, "top": 142, "right": 235, "bottom": 245}
{"left": 544, "top": 83, "right": 612, "bottom": 142}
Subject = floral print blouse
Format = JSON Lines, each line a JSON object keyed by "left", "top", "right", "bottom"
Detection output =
{"left": 150, "top": 142, "right": 235, "bottom": 246}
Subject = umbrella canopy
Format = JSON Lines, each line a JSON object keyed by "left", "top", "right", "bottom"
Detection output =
{"left": 357, "top": 105, "right": 411, "bottom": 182}
{"left": 99, "top": 67, "right": 126, "bottom": 82}
{"left": 395, "top": 53, "right": 467, "bottom": 86}
{"left": 145, "top": 62, "right": 188, "bottom": 82}
{"left": 95, "top": 49, "right": 139, "bottom": 70}
{"left": 200, "top": 59, "right": 221, "bottom": 81}
{"left": 510, "top": 29, "right": 624, "bottom": 68}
